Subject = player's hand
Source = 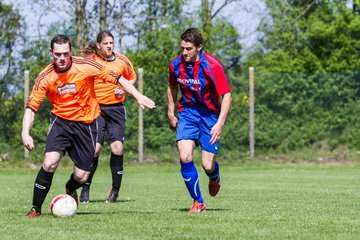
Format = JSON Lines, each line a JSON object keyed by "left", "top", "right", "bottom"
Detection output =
{"left": 22, "top": 134, "right": 35, "bottom": 150}
{"left": 168, "top": 115, "right": 178, "bottom": 132}
{"left": 137, "top": 95, "right": 156, "bottom": 109}
{"left": 210, "top": 122, "right": 222, "bottom": 145}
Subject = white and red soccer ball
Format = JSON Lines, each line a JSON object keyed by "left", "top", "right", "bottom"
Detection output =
{"left": 50, "top": 194, "right": 77, "bottom": 217}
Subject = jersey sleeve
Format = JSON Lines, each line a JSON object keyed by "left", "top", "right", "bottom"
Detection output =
{"left": 102, "top": 67, "right": 120, "bottom": 85}
{"left": 118, "top": 55, "right": 136, "bottom": 81}
{"left": 26, "top": 69, "right": 50, "bottom": 112}
{"left": 84, "top": 58, "right": 119, "bottom": 85}
{"left": 211, "top": 63, "right": 231, "bottom": 96}
{"left": 168, "top": 63, "right": 177, "bottom": 86}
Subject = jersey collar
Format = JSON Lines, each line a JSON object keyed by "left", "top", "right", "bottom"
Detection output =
{"left": 103, "top": 53, "right": 116, "bottom": 62}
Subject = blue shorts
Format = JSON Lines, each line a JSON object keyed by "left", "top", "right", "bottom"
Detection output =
{"left": 176, "top": 106, "right": 220, "bottom": 154}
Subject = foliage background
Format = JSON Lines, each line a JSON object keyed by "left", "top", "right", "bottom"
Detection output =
{"left": 1, "top": 0, "right": 360, "bottom": 164}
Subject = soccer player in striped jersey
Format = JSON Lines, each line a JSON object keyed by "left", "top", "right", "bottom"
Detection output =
{"left": 78, "top": 31, "right": 137, "bottom": 204}
{"left": 167, "top": 28, "right": 232, "bottom": 212}
{"left": 22, "top": 34, "right": 155, "bottom": 217}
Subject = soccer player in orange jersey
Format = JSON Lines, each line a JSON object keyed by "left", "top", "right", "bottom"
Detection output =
{"left": 78, "top": 31, "right": 138, "bottom": 203}
{"left": 22, "top": 34, "right": 155, "bottom": 217}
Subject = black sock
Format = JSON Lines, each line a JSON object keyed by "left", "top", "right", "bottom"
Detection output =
{"left": 66, "top": 173, "right": 83, "bottom": 192}
{"left": 32, "top": 167, "right": 54, "bottom": 213}
{"left": 84, "top": 156, "right": 99, "bottom": 189}
{"left": 110, "top": 153, "right": 123, "bottom": 191}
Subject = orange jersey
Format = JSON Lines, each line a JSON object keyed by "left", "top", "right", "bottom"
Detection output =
{"left": 89, "top": 53, "right": 136, "bottom": 105}
{"left": 26, "top": 56, "right": 119, "bottom": 123}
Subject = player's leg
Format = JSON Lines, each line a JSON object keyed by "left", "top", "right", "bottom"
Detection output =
{"left": 176, "top": 107, "right": 205, "bottom": 212}
{"left": 27, "top": 115, "right": 68, "bottom": 217}
{"left": 80, "top": 143, "right": 102, "bottom": 203}
{"left": 80, "top": 115, "right": 105, "bottom": 203}
{"left": 66, "top": 166, "right": 91, "bottom": 205}
{"left": 199, "top": 110, "right": 221, "bottom": 197}
{"left": 27, "top": 151, "right": 63, "bottom": 217}
{"left": 67, "top": 119, "right": 97, "bottom": 205}
{"left": 178, "top": 140, "right": 205, "bottom": 212}
{"left": 106, "top": 140, "right": 124, "bottom": 203}
{"left": 104, "top": 103, "right": 126, "bottom": 203}
{"left": 201, "top": 151, "right": 221, "bottom": 197}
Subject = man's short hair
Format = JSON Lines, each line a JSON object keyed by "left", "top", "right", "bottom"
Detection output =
{"left": 180, "top": 28, "right": 203, "bottom": 47}
{"left": 50, "top": 34, "right": 72, "bottom": 50}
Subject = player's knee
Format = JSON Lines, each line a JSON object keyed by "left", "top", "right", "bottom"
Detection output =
{"left": 111, "top": 148, "right": 123, "bottom": 155}
{"left": 110, "top": 142, "right": 123, "bottom": 155}
{"left": 179, "top": 153, "right": 193, "bottom": 162}
{"left": 202, "top": 163, "right": 213, "bottom": 172}
{"left": 73, "top": 171, "right": 89, "bottom": 184}
{"left": 42, "top": 162, "right": 58, "bottom": 172}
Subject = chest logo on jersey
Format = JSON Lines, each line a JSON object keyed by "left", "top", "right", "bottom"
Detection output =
{"left": 57, "top": 83, "right": 76, "bottom": 95}
{"left": 177, "top": 78, "right": 200, "bottom": 84}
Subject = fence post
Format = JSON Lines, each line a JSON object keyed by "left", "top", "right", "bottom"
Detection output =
{"left": 138, "top": 68, "right": 144, "bottom": 162}
{"left": 24, "top": 70, "right": 30, "bottom": 161}
{"left": 249, "top": 67, "right": 255, "bottom": 160}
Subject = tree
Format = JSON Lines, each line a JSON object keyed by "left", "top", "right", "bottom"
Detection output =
{"left": 201, "top": 0, "right": 238, "bottom": 47}
{"left": 248, "top": 0, "right": 360, "bottom": 72}
{"left": 27, "top": 0, "right": 89, "bottom": 51}
{"left": 104, "top": 0, "right": 140, "bottom": 51}
{"left": 205, "top": 19, "right": 242, "bottom": 73}
{"left": 0, "top": 2, "right": 24, "bottom": 153}
{"left": 75, "top": 0, "right": 89, "bottom": 50}
{"left": 99, "top": 0, "right": 107, "bottom": 31}
{"left": 198, "top": 1, "right": 243, "bottom": 72}
{"left": 242, "top": 0, "right": 360, "bottom": 151}
{"left": 0, "top": 2, "right": 24, "bottom": 98}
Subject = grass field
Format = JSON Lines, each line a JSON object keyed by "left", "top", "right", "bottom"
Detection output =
{"left": 0, "top": 163, "right": 359, "bottom": 239}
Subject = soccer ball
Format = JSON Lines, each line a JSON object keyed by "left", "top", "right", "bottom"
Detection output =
{"left": 50, "top": 194, "right": 77, "bottom": 217}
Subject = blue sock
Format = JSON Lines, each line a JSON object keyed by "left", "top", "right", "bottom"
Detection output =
{"left": 180, "top": 160, "right": 203, "bottom": 203}
{"left": 205, "top": 161, "right": 220, "bottom": 181}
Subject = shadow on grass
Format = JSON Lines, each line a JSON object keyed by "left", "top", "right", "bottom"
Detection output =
{"left": 77, "top": 211, "right": 155, "bottom": 215}
{"left": 176, "top": 208, "right": 229, "bottom": 212}
{"left": 82, "top": 199, "right": 135, "bottom": 203}
{"left": 20, "top": 211, "right": 154, "bottom": 218}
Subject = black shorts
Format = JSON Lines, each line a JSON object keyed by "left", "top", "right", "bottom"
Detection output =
{"left": 98, "top": 103, "right": 126, "bottom": 145}
{"left": 45, "top": 115, "right": 98, "bottom": 171}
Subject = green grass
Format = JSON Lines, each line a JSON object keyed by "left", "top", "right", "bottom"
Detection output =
{"left": 0, "top": 164, "right": 359, "bottom": 239}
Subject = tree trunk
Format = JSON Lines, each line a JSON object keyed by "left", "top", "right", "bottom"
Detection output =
{"left": 201, "top": 0, "right": 212, "bottom": 47}
{"left": 75, "top": 0, "right": 82, "bottom": 49}
{"left": 100, "top": 0, "right": 107, "bottom": 31}
{"left": 117, "top": 11, "right": 124, "bottom": 52}
{"left": 75, "top": 0, "right": 88, "bottom": 50}
{"left": 354, "top": 0, "right": 360, "bottom": 14}
{"left": 82, "top": 0, "right": 89, "bottom": 45}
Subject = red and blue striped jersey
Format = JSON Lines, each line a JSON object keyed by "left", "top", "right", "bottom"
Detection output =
{"left": 168, "top": 50, "right": 231, "bottom": 115}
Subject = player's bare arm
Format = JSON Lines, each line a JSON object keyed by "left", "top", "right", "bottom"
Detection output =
{"left": 117, "top": 76, "right": 155, "bottom": 109}
{"left": 21, "top": 108, "right": 36, "bottom": 150}
{"left": 210, "top": 92, "right": 232, "bottom": 145}
{"left": 167, "top": 84, "right": 178, "bottom": 131}
{"left": 115, "top": 79, "right": 136, "bottom": 98}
